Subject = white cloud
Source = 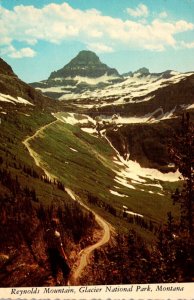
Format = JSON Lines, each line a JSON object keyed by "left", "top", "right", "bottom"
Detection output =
{"left": 127, "top": 4, "right": 149, "bottom": 18}
{"left": 87, "top": 43, "right": 113, "bottom": 53}
{"left": 9, "top": 47, "right": 36, "bottom": 58}
{"left": 174, "top": 20, "right": 193, "bottom": 32}
{"left": 0, "top": 45, "right": 36, "bottom": 58}
{"left": 0, "top": 45, "right": 15, "bottom": 56}
{"left": 0, "top": 2, "right": 193, "bottom": 57}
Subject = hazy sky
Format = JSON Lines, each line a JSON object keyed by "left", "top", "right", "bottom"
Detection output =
{"left": 1, "top": 0, "right": 194, "bottom": 82}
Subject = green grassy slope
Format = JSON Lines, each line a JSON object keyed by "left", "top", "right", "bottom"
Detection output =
{"left": 0, "top": 105, "right": 179, "bottom": 240}
{"left": 0, "top": 107, "right": 99, "bottom": 287}
{"left": 28, "top": 119, "right": 180, "bottom": 236}
{"left": 0, "top": 108, "right": 73, "bottom": 206}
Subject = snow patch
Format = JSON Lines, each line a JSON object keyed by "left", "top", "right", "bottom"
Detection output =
{"left": 115, "top": 155, "right": 181, "bottom": 183}
{"left": 37, "top": 86, "right": 64, "bottom": 93}
{"left": 114, "top": 176, "right": 136, "bottom": 190}
{"left": 0, "top": 93, "right": 33, "bottom": 105}
{"left": 17, "top": 97, "right": 33, "bottom": 105}
{"left": 144, "top": 183, "right": 163, "bottom": 190}
{"left": 110, "top": 190, "right": 128, "bottom": 197}
{"left": 72, "top": 74, "right": 119, "bottom": 85}
{"left": 81, "top": 127, "right": 97, "bottom": 135}
{"left": 186, "top": 103, "right": 194, "bottom": 110}
{"left": 55, "top": 112, "right": 96, "bottom": 126}
{"left": 0, "top": 93, "right": 16, "bottom": 104}
{"left": 157, "top": 192, "right": 164, "bottom": 196}
{"left": 123, "top": 205, "right": 128, "bottom": 209}
{"left": 69, "top": 147, "right": 78, "bottom": 152}
{"left": 125, "top": 210, "right": 143, "bottom": 218}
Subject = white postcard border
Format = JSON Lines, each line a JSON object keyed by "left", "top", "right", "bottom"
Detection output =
{"left": 0, "top": 282, "right": 194, "bottom": 299}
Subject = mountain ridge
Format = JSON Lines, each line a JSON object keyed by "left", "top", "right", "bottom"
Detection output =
{"left": 30, "top": 50, "right": 123, "bottom": 99}
{"left": 30, "top": 50, "right": 194, "bottom": 105}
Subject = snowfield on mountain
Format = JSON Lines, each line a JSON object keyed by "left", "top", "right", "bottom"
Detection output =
{"left": 0, "top": 93, "right": 34, "bottom": 105}
{"left": 58, "top": 71, "right": 194, "bottom": 103}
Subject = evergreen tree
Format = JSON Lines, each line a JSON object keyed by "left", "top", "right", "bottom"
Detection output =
{"left": 157, "top": 113, "right": 194, "bottom": 281}
{"left": 169, "top": 113, "right": 194, "bottom": 237}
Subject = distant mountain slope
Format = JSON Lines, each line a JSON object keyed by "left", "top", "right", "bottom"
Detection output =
{"left": 30, "top": 50, "right": 194, "bottom": 124}
{"left": 87, "top": 71, "right": 194, "bottom": 118}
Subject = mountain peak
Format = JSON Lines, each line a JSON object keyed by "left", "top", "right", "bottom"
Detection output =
{"left": 49, "top": 50, "right": 120, "bottom": 79}
{"left": 134, "top": 67, "right": 150, "bottom": 75}
{"left": 69, "top": 50, "right": 100, "bottom": 65}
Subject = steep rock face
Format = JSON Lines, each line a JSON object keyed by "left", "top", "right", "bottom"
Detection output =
{"left": 105, "top": 110, "right": 194, "bottom": 171}
{"left": 106, "top": 119, "right": 178, "bottom": 171}
{"left": 0, "top": 58, "right": 17, "bottom": 77}
{"left": 49, "top": 50, "right": 120, "bottom": 79}
{"left": 0, "top": 57, "right": 55, "bottom": 109}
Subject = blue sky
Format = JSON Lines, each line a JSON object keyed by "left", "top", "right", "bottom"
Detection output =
{"left": 1, "top": 0, "right": 194, "bottom": 82}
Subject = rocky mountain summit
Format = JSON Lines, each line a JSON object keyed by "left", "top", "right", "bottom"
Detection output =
{"left": 31, "top": 50, "right": 122, "bottom": 99}
{"left": 49, "top": 50, "right": 120, "bottom": 79}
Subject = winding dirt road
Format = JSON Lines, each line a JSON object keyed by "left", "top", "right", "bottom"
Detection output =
{"left": 64, "top": 188, "right": 111, "bottom": 283}
{"left": 22, "top": 120, "right": 58, "bottom": 180}
{"left": 22, "top": 120, "right": 112, "bottom": 284}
